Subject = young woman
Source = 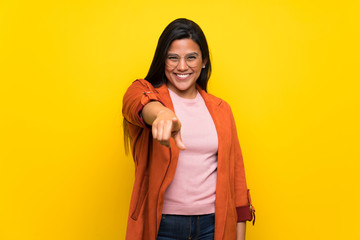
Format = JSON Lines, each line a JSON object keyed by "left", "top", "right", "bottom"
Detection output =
{"left": 123, "top": 18, "right": 254, "bottom": 240}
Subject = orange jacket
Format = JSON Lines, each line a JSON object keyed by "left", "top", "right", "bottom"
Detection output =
{"left": 123, "top": 79, "right": 254, "bottom": 240}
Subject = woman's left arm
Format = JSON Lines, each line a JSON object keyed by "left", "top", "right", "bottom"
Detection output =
{"left": 227, "top": 104, "right": 253, "bottom": 220}
{"left": 226, "top": 102, "right": 255, "bottom": 227}
{"left": 237, "top": 222, "right": 246, "bottom": 240}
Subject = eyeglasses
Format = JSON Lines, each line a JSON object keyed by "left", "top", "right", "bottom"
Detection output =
{"left": 165, "top": 53, "right": 202, "bottom": 68}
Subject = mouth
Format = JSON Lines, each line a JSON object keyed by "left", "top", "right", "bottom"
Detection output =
{"left": 174, "top": 73, "right": 192, "bottom": 80}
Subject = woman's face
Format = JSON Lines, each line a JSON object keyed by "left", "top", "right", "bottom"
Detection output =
{"left": 165, "top": 39, "right": 205, "bottom": 99}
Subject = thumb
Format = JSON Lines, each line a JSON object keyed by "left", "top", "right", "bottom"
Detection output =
{"left": 172, "top": 117, "right": 186, "bottom": 150}
{"left": 173, "top": 131, "right": 186, "bottom": 150}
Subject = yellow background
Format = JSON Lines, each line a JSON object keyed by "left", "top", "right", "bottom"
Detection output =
{"left": 1, "top": 0, "right": 359, "bottom": 239}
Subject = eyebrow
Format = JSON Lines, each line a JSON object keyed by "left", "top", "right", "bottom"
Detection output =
{"left": 167, "top": 52, "right": 200, "bottom": 56}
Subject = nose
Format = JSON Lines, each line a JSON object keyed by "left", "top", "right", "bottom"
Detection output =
{"left": 177, "top": 58, "right": 188, "bottom": 71}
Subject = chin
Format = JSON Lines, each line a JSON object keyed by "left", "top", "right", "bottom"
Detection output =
{"left": 173, "top": 81, "right": 193, "bottom": 91}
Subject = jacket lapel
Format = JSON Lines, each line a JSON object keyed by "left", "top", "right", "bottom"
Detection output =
{"left": 197, "top": 86, "right": 228, "bottom": 239}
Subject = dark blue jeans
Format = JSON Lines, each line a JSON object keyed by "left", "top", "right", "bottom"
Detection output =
{"left": 156, "top": 213, "right": 215, "bottom": 240}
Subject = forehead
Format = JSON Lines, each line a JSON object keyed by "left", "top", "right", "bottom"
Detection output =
{"left": 167, "top": 39, "right": 201, "bottom": 54}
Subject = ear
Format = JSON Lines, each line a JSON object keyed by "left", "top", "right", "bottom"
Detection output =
{"left": 202, "top": 58, "right": 208, "bottom": 68}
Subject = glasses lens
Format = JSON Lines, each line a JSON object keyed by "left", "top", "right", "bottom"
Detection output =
{"left": 186, "top": 56, "right": 199, "bottom": 68}
{"left": 166, "top": 56, "right": 178, "bottom": 68}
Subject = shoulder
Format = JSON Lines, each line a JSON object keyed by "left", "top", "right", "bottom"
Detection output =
{"left": 127, "top": 79, "right": 155, "bottom": 91}
{"left": 124, "top": 79, "right": 163, "bottom": 99}
{"left": 127, "top": 79, "right": 168, "bottom": 95}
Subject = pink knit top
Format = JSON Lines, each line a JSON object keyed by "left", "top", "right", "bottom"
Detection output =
{"left": 162, "top": 89, "right": 218, "bottom": 215}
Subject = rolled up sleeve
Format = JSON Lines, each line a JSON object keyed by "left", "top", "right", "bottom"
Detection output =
{"left": 122, "top": 79, "right": 162, "bottom": 128}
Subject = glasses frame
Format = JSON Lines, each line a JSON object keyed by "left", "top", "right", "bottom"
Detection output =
{"left": 165, "top": 53, "right": 202, "bottom": 69}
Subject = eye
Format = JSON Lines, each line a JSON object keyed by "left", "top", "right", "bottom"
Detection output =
{"left": 167, "top": 56, "right": 179, "bottom": 61}
{"left": 186, "top": 55, "right": 197, "bottom": 61}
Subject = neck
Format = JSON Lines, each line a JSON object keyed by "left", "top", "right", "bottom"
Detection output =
{"left": 166, "top": 84, "right": 197, "bottom": 99}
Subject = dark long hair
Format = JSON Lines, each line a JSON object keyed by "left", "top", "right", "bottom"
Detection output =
{"left": 124, "top": 19, "right": 212, "bottom": 154}
{"left": 145, "top": 18, "right": 212, "bottom": 91}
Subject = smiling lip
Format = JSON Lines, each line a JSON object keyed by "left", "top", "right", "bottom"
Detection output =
{"left": 174, "top": 73, "right": 192, "bottom": 80}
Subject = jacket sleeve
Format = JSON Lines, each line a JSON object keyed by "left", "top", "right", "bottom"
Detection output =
{"left": 229, "top": 106, "right": 255, "bottom": 224}
{"left": 122, "top": 79, "right": 162, "bottom": 128}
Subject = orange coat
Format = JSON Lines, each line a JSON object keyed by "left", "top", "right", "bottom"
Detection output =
{"left": 123, "top": 79, "right": 254, "bottom": 240}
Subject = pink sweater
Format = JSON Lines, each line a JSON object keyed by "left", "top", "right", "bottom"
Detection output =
{"left": 162, "top": 89, "right": 218, "bottom": 215}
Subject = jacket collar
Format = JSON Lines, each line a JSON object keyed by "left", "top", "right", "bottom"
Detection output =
{"left": 155, "top": 83, "right": 174, "bottom": 111}
{"left": 196, "top": 84, "right": 222, "bottom": 106}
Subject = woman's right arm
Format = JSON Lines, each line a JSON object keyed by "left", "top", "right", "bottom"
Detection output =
{"left": 142, "top": 101, "right": 185, "bottom": 150}
{"left": 122, "top": 80, "right": 185, "bottom": 149}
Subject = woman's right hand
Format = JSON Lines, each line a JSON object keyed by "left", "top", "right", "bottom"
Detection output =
{"left": 152, "top": 109, "right": 186, "bottom": 150}
{"left": 142, "top": 101, "right": 186, "bottom": 150}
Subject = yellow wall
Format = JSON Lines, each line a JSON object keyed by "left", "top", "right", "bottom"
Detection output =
{"left": 1, "top": 0, "right": 359, "bottom": 239}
